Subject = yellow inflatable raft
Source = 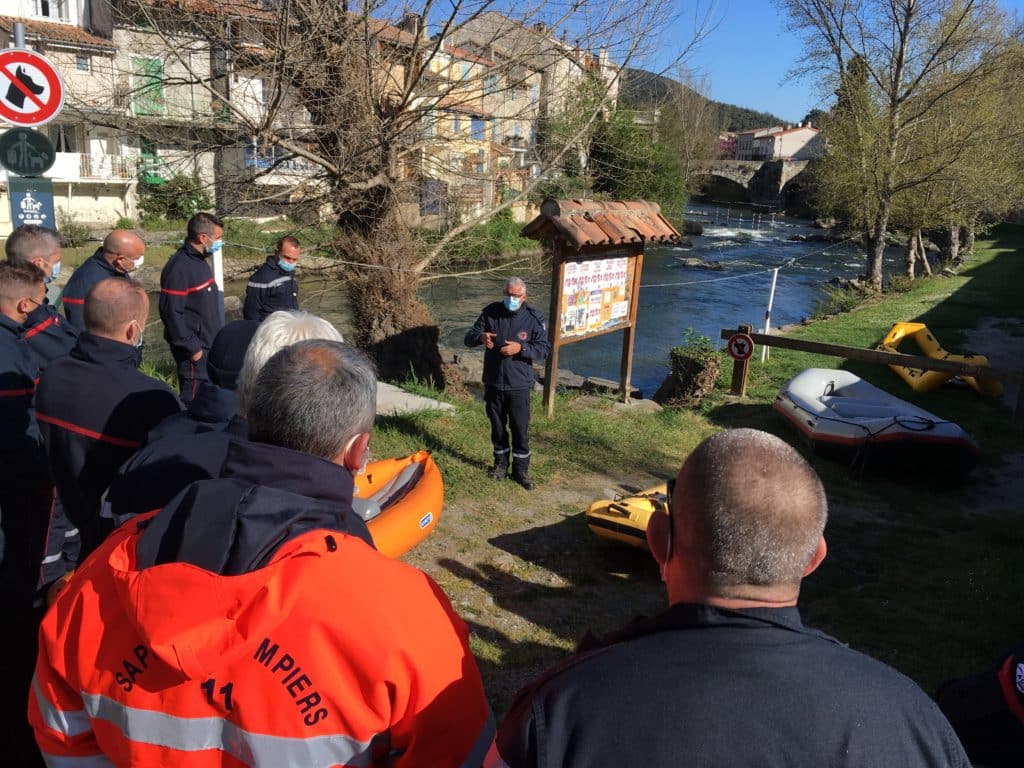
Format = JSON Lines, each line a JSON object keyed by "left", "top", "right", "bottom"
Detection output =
{"left": 585, "top": 483, "right": 668, "bottom": 549}
{"left": 878, "top": 322, "right": 1002, "bottom": 397}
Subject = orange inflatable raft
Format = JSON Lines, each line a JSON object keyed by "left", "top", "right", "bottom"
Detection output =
{"left": 355, "top": 450, "right": 443, "bottom": 558}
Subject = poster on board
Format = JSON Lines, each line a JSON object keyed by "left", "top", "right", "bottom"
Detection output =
{"left": 559, "top": 255, "right": 632, "bottom": 339}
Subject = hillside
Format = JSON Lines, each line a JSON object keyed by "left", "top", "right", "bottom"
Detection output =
{"left": 619, "top": 67, "right": 788, "bottom": 132}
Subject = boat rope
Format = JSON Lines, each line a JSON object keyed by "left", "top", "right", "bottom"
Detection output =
{"left": 782, "top": 395, "right": 951, "bottom": 438}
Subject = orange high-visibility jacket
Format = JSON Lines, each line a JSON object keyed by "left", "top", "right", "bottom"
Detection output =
{"left": 30, "top": 514, "right": 498, "bottom": 767}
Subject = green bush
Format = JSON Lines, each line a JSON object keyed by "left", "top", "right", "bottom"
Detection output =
{"left": 811, "top": 283, "right": 865, "bottom": 319}
{"left": 444, "top": 210, "right": 536, "bottom": 263}
{"left": 57, "top": 208, "right": 91, "bottom": 248}
{"left": 652, "top": 328, "right": 721, "bottom": 407}
{"left": 138, "top": 171, "right": 213, "bottom": 221}
{"left": 885, "top": 275, "right": 914, "bottom": 294}
{"left": 115, "top": 216, "right": 135, "bottom": 229}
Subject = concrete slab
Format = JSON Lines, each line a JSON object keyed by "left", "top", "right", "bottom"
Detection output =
{"left": 376, "top": 382, "right": 455, "bottom": 416}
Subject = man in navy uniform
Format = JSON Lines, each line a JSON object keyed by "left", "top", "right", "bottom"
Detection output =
{"left": 465, "top": 277, "right": 550, "bottom": 490}
{"left": 61, "top": 229, "right": 146, "bottom": 329}
{"left": 5, "top": 224, "right": 77, "bottom": 371}
{"left": 37, "top": 278, "right": 181, "bottom": 561}
{"left": 159, "top": 212, "right": 224, "bottom": 403}
{"left": 497, "top": 429, "right": 970, "bottom": 767}
{"left": 243, "top": 236, "right": 300, "bottom": 322}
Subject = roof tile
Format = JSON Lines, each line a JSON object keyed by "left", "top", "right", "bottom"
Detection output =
{"left": 523, "top": 198, "right": 680, "bottom": 248}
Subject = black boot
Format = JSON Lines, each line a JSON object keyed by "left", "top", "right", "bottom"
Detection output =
{"left": 487, "top": 464, "right": 508, "bottom": 481}
{"left": 511, "top": 456, "right": 534, "bottom": 490}
{"left": 512, "top": 471, "right": 535, "bottom": 491}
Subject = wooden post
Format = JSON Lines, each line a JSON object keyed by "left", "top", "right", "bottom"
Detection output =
{"left": 618, "top": 246, "right": 643, "bottom": 404}
{"left": 729, "top": 323, "right": 753, "bottom": 397}
{"left": 542, "top": 243, "right": 565, "bottom": 417}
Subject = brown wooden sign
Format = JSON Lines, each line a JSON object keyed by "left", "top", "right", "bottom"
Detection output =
{"left": 522, "top": 199, "right": 681, "bottom": 416}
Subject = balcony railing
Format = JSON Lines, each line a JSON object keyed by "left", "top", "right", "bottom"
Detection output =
{"left": 9, "top": 152, "right": 136, "bottom": 182}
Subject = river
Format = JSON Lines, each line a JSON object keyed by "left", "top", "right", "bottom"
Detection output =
{"left": 290, "top": 203, "right": 901, "bottom": 397}
{"left": 151, "top": 204, "right": 900, "bottom": 397}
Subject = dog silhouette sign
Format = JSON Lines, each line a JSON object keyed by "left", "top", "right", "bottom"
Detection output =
{"left": 0, "top": 49, "right": 64, "bottom": 126}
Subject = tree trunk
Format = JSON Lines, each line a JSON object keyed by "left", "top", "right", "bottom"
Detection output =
{"left": 336, "top": 222, "right": 448, "bottom": 388}
{"left": 940, "top": 224, "right": 961, "bottom": 265}
{"left": 962, "top": 224, "right": 976, "bottom": 262}
{"left": 866, "top": 201, "right": 891, "bottom": 290}
{"left": 906, "top": 231, "right": 917, "bottom": 279}
{"left": 916, "top": 230, "right": 932, "bottom": 276}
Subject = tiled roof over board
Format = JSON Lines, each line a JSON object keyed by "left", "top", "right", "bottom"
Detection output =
{"left": 522, "top": 199, "right": 680, "bottom": 248}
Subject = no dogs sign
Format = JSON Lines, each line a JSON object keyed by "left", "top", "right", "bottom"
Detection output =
{"left": 0, "top": 49, "right": 65, "bottom": 127}
{"left": 727, "top": 332, "right": 755, "bottom": 361}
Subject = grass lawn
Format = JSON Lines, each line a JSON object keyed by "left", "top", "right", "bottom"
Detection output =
{"left": 371, "top": 225, "right": 1024, "bottom": 713}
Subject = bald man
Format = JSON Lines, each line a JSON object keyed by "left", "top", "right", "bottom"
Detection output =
{"left": 36, "top": 278, "right": 180, "bottom": 562}
{"left": 498, "top": 429, "right": 969, "bottom": 767}
{"left": 61, "top": 229, "right": 146, "bottom": 330}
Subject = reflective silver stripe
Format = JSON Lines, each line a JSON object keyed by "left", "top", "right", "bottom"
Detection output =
{"left": 82, "top": 691, "right": 380, "bottom": 767}
{"left": 460, "top": 712, "right": 498, "bottom": 768}
{"left": 41, "top": 752, "right": 115, "bottom": 767}
{"left": 247, "top": 276, "right": 291, "bottom": 289}
{"left": 493, "top": 447, "right": 511, "bottom": 454}
{"left": 42, "top": 553, "right": 63, "bottom": 564}
{"left": 65, "top": 527, "right": 80, "bottom": 537}
{"left": 33, "top": 677, "right": 92, "bottom": 738}
{"left": 511, "top": 451, "right": 531, "bottom": 459}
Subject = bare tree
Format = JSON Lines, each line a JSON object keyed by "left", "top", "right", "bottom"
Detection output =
{"left": 779, "top": 0, "right": 1013, "bottom": 289}
{"left": 80, "top": 0, "right": 710, "bottom": 383}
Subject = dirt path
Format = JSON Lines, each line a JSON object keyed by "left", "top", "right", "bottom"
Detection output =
{"left": 405, "top": 467, "right": 668, "bottom": 712}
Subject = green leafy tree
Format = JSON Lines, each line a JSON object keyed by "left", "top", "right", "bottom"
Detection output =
{"left": 780, "top": 0, "right": 1014, "bottom": 289}
{"left": 138, "top": 171, "right": 213, "bottom": 222}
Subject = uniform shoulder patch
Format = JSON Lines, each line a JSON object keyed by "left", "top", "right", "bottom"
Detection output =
{"left": 1016, "top": 661, "right": 1024, "bottom": 695}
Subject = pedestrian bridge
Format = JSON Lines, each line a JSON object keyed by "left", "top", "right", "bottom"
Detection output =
{"left": 706, "top": 159, "right": 812, "bottom": 207}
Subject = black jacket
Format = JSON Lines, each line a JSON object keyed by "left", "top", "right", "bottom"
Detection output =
{"left": 23, "top": 301, "right": 78, "bottom": 372}
{"left": 108, "top": 416, "right": 247, "bottom": 522}
{"left": 243, "top": 256, "right": 299, "bottom": 322}
{"left": 0, "top": 314, "right": 43, "bottom": 470}
{"left": 497, "top": 603, "right": 970, "bottom": 767}
{"left": 134, "top": 438, "right": 374, "bottom": 573}
{"left": 464, "top": 301, "right": 550, "bottom": 390}
{"left": 62, "top": 249, "right": 125, "bottom": 330}
{"left": 146, "top": 382, "right": 239, "bottom": 442}
{"left": 35, "top": 334, "right": 182, "bottom": 556}
{"left": 159, "top": 241, "right": 221, "bottom": 360}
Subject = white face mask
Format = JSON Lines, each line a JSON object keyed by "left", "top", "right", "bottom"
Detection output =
{"left": 132, "top": 254, "right": 145, "bottom": 270}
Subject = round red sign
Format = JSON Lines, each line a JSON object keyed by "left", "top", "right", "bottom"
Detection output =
{"left": 0, "top": 49, "right": 65, "bottom": 127}
{"left": 727, "top": 333, "right": 755, "bottom": 361}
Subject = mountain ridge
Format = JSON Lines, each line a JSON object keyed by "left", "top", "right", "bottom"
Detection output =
{"left": 619, "top": 67, "right": 789, "bottom": 133}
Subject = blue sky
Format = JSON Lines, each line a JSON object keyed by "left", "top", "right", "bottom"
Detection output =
{"left": 673, "top": 0, "right": 1024, "bottom": 123}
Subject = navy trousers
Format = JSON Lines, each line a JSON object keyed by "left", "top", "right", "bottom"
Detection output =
{"left": 176, "top": 354, "right": 209, "bottom": 405}
{"left": 484, "top": 386, "right": 531, "bottom": 474}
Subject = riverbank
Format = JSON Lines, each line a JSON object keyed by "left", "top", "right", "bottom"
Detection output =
{"left": 371, "top": 224, "right": 1024, "bottom": 716}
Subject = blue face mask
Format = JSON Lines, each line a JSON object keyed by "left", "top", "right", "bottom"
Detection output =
{"left": 278, "top": 259, "right": 297, "bottom": 273}
{"left": 504, "top": 295, "right": 522, "bottom": 312}
{"left": 45, "top": 260, "right": 61, "bottom": 284}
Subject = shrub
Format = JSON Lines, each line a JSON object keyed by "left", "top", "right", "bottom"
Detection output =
{"left": 652, "top": 328, "right": 721, "bottom": 407}
{"left": 812, "top": 283, "right": 865, "bottom": 319}
{"left": 443, "top": 210, "right": 536, "bottom": 263}
{"left": 57, "top": 209, "right": 91, "bottom": 248}
{"left": 886, "top": 275, "right": 914, "bottom": 294}
{"left": 137, "top": 171, "right": 212, "bottom": 221}
{"left": 115, "top": 216, "right": 135, "bottom": 229}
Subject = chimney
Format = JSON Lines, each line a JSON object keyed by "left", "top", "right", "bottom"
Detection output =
{"left": 398, "top": 13, "right": 422, "bottom": 37}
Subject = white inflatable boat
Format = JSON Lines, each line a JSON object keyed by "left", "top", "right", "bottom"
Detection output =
{"left": 774, "top": 368, "right": 979, "bottom": 473}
